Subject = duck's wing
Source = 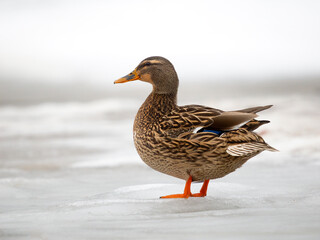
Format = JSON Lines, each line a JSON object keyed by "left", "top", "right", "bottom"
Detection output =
{"left": 160, "top": 104, "right": 257, "bottom": 131}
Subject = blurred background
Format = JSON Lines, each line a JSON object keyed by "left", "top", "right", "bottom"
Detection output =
{"left": 0, "top": 0, "right": 319, "bottom": 104}
{"left": 0, "top": 1, "right": 320, "bottom": 239}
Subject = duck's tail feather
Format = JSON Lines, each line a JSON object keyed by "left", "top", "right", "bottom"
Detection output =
{"left": 266, "top": 145, "right": 279, "bottom": 152}
{"left": 227, "top": 142, "right": 278, "bottom": 156}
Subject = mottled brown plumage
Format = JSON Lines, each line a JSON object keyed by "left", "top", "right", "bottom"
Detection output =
{"left": 114, "top": 56, "right": 277, "bottom": 198}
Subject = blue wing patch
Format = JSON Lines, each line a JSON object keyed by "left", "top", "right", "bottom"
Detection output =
{"left": 197, "top": 128, "right": 224, "bottom": 136}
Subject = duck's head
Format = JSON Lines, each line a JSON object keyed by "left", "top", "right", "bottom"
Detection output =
{"left": 114, "top": 56, "right": 179, "bottom": 95}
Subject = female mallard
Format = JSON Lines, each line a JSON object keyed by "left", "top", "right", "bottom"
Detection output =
{"left": 114, "top": 56, "right": 277, "bottom": 199}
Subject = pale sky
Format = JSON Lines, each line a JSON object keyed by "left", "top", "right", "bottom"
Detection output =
{"left": 0, "top": 0, "right": 319, "bottom": 83}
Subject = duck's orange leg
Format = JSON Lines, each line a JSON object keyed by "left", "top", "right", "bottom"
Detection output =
{"left": 160, "top": 177, "right": 210, "bottom": 199}
{"left": 191, "top": 179, "right": 210, "bottom": 197}
{"left": 160, "top": 176, "right": 193, "bottom": 199}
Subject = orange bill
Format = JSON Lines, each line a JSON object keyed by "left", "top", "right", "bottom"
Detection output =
{"left": 114, "top": 69, "right": 140, "bottom": 84}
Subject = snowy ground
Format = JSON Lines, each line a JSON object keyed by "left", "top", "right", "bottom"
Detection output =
{"left": 0, "top": 82, "right": 320, "bottom": 239}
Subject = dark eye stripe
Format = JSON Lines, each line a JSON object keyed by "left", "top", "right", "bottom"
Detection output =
{"left": 141, "top": 62, "right": 152, "bottom": 68}
{"left": 139, "top": 61, "right": 161, "bottom": 69}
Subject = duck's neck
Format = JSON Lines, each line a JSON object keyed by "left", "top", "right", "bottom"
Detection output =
{"left": 136, "top": 91, "right": 177, "bottom": 124}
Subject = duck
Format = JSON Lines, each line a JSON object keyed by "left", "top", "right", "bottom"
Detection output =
{"left": 114, "top": 56, "right": 277, "bottom": 199}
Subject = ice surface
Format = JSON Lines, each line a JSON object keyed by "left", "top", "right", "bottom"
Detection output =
{"left": 0, "top": 86, "right": 320, "bottom": 239}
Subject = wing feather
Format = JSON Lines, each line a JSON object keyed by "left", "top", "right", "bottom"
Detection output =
{"left": 236, "top": 105, "right": 273, "bottom": 114}
{"left": 160, "top": 105, "right": 256, "bottom": 131}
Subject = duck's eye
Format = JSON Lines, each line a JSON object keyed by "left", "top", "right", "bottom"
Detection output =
{"left": 144, "top": 62, "right": 151, "bottom": 67}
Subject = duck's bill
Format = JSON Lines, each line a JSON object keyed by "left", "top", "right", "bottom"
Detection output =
{"left": 114, "top": 69, "right": 140, "bottom": 84}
